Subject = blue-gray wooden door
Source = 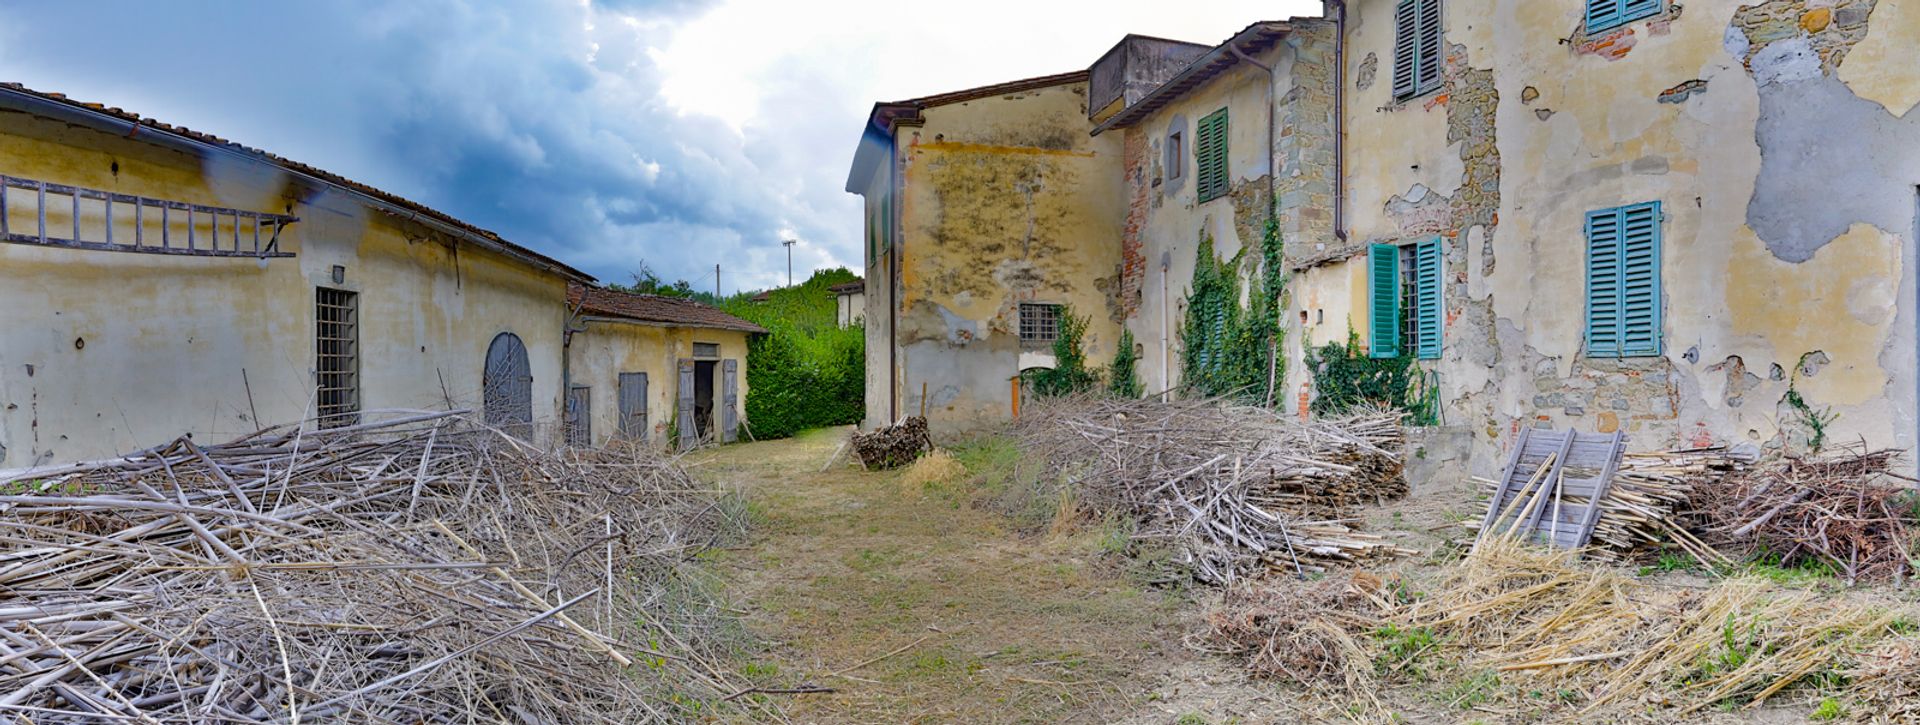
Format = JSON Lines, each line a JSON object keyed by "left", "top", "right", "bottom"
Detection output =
{"left": 566, "top": 385, "right": 591, "bottom": 447}
{"left": 618, "top": 372, "right": 648, "bottom": 441}
{"left": 483, "top": 332, "right": 533, "bottom": 440}
{"left": 722, "top": 359, "right": 739, "bottom": 443}
{"left": 677, "top": 359, "right": 697, "bottom": 450}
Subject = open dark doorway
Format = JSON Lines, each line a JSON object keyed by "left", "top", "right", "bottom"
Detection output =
{"left": 694, "top": 359, "right": 717, "bottom": 440}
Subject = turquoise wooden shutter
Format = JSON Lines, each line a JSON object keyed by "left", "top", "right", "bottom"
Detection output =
{"left": 1585, "top": 0, "right": 1620, "bottom": 33}
{"left": 1414, "top": 0, "right": 1443, "bottom": 94}
{"left": 1619, "top": 202, "right": 1662, "bottom": 356}
{"left": 1415, "top": 237, "right": 1442, "bottom": 360}
{"left": 1369, "top": 243, "right": 1401, "bottom": 358}
{"left": 1585, "top": 208, "right": 1623, "bottom": 357}
{"left": 1391, "top": 0, "right": 1418, "bottom": 99}
{"left": 1588, "top": 0, "right": 1660, "bottom": 32}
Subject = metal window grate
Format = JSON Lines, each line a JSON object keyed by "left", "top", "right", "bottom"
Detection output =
{"left": 566, "top": 385, "right": 592, "bottom": 448}
{"left": 1019, "top": 303, "right": 1062, "bottom": 342}
{"left": 693, "top": 342, "right": 720, "bottom": 359}
{"left": 315, "top": 288, "right": 360, "bottom": 427}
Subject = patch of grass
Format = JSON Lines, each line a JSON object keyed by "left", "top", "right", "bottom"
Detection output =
{"left": 1637, "top": 550, "right": 1697, "bottom": 577}
{"left": 1173, "top": 713, "right": 1211, "bottom": 725}
{"left": 1729, "top": 550, "right": 1841, "bottom": 585}
{"left": 1440, "top": 670, "right": 1501, "bottom": 709}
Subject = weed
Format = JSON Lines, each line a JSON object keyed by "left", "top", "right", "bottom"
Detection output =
{"left": 1373, "top": 624, "right": 1438, "bottom": 677}
{"left": 1811, "top": 697, "right": 1846, "bottom": 720}
{"left": 1173, "top": 713, "right": 1210, "bottom": 725}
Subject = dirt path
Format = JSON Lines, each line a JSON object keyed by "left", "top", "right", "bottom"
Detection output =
{"left": 695, "top": 428, "right": 1282, "bottom": 724}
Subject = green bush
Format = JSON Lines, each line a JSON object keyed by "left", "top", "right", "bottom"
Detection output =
{"left": 1030, "top": 306, "right": 1100, "bottom": 398}
{"left": 722, "top": 269, "right": 865, "bottom": 439}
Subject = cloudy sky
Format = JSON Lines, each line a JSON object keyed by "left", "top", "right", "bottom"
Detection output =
{"left": 0, "top": 0, "right": 1318, "bottom": 292}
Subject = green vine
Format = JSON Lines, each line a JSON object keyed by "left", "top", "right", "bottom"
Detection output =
{"left": 1178, "top": 212, "right": 1286, "bottom": 404}
{"left": 1305, "top": 330, "right": 1440, "bottom": 425}
{"left": 1782, "top": 352, "right": 1837, "bottom": 452}
{"left": 1108, "top": 327, "right": 1143, "bottom": 399}
{"left": 1030, "top": 305, "right": 1101, "bottom": 398}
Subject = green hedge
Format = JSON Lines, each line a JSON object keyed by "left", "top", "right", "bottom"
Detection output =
{"left": 723, "top": 269, "right": 865, "bottom": 439}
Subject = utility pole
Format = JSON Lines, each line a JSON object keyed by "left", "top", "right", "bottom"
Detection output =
{"left": 782, "top": 239, "right": 797, "bottom": 287}
{"left": 714, "top": 264, "right": 720, "bottom": 301}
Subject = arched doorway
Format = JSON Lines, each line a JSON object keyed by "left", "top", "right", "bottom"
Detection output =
{"left": 484, "top": 332, "right": 533, "bottom": 440}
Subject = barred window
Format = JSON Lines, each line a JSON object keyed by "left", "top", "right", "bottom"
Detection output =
{"left": 315, "top": 288, "right": 360, "bottom": 427}
{"left": 1019, "top": 303, "right": 1062, "bottom": 343}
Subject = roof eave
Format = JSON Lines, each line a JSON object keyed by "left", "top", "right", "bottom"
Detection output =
{"left": 1090, "top": 21, "right": 1293, "bottom": 137}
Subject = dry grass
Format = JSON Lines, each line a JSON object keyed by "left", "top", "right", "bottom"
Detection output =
{"left": 1849, "top": 635, "right": 1920, "bottom": 723}
{"left": 1192, "top": 572, "right": 1382, "bottom": 689}
{"left": 898, "top": 448, "right": 965, "bottom": 491}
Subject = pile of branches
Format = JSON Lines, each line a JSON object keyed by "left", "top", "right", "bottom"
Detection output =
{"left": 1693, "top": 444, "right": 1917, "bottom": 583}
{"left": 1191, "top": 572, "right": 1384, "bottom": 688}
{"left": 851, "top": 416, "right": 931, "bottom": 470}
{"left": 0, "top": 410, "right": 750, "bottom": 723}
{"left": 1015, "top": 396, "right": 1414, "bottom": 585}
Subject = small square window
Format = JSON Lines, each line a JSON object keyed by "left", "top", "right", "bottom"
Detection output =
{"left": 1019, "top": 303, "right": 1061, "bottom": 343}
{"left": 1166, "top": 130, "right": 1184, "bottom": 181}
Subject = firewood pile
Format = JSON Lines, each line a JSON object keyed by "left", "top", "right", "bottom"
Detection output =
{"left": 1015, "top": 397, "right": 1415, "bottom": 585}
{"left": 851, "top": 416, "right": 931, "bottom": 469}
{"left": 1692, "top": 444, "right": 1916, "bottom": 583}
{"left": 0, "top": 410, "right": 750, "bottom": 723}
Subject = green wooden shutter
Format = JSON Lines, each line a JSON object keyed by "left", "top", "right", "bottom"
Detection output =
{"left": 1585, "top": 208, "right": 1624, "bottom": 357}
{"left": 1618, "top": 202, "right": 1662, "bottom": 356}
{"left": 1369, "top": 243, "right": 1401, "bottom": 359}
{"left": 1415, "top": 237, "right": 1442, "bottom": 360}
{"left": 1391, "top": 0, "right": 1418, "bottom": 99}
{"left": 1196, "top": 108, "right": 1229, "bottom": 203}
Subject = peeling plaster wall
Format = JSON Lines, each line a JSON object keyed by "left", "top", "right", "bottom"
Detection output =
{"left": 890, "top": 82, "right": 1125, "bottom": 434}
{"left": 1316, "top": 0, "right": 1920, "bottom": 474}
{"left": 0, "top": 109, "right": 573, "bottom": 468}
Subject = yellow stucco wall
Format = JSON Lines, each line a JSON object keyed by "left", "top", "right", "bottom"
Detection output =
{"left": 890, "top": 80, "right": 1126, "bottom": 432}
{"left": 1313, "top": 0, "right": 1920, "bottom": 469}
{"left": 566, "top": 321, "right": 749, "bottom": 445}
{"left": 0, "top": 105, "right": 574, "bottom": 468}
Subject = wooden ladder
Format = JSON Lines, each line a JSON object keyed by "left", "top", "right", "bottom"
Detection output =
{"left": 1476, "top": 427, "right": 1626, "bottom": 553}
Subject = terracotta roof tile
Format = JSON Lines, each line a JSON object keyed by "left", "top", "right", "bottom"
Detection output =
{"left": 569, "top": 284, "right": 766, "bottom": 334}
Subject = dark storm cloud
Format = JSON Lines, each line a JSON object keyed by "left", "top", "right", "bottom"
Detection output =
{"left": 0, "top": 0, "right": 844, "bottom": 289}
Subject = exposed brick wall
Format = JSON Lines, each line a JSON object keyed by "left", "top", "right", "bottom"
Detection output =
{"left": 1118, "top": 126, "right": 1149, "bottom": 318}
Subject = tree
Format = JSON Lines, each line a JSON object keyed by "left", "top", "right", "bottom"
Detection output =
{"left": 611, "top": 262, "right": 698, "bottom": 299}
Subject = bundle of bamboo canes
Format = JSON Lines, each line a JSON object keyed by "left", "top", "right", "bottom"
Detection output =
{"left": 0, "top": 410, "right": 749, "bottom": 723}
{"left": 1016, "top": 396, "right": 1414, "bottom": 585}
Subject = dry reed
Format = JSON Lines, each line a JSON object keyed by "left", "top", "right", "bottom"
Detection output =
{"left": 0, "top": 409, "right": 751, "bottom": 723}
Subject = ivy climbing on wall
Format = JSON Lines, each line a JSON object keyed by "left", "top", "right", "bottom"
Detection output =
{"left": 1108, "top": 328, "right": 1142, "bottom": 399}
{"left": 1305, "top": 331, "right": 1440, "bottom": 426}
{"left": 1178, "top": 212, "right": 1286, "bottom": 404}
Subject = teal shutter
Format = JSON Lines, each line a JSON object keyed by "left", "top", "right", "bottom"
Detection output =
{"left": 1369, "top": 243, "right": 1401, "bottom": 359}
{"left": 1585, "top": 209, "right": 1623, "bottom": 357}
{"left": 1619, "top": 202, "right": 1662, "bottom": 356}
{"left": 1391, "top": 0, "right": 1418, "bottom": 99}
{"left": 1415, "top": 237, "right": 1442, "bottom": 360}
{"left": 1585, "top": 202, "right": 1662, "bottom": 358}
{"left": 1588, "top": 0, "right": 1660, "bottom": 33}
{"left": 1414, "top": 0, "right": 1443, "bottom": 94}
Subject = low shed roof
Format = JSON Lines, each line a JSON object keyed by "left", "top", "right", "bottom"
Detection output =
{"left": 569, "top": 284, "right": 767, "bottom": 334}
